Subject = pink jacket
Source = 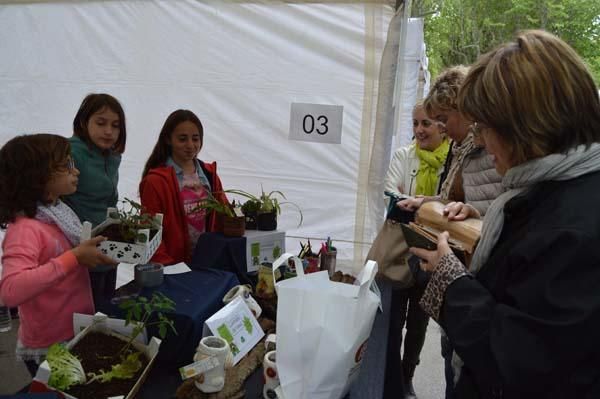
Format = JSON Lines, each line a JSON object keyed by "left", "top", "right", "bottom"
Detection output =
{"left": 0, "top": 217, "right": 94, "bottom": 348}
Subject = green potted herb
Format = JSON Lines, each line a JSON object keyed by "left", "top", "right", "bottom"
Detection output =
{"left": 241, "top": 199, "right": 261, "bottom": 229}
{"left": 225, "top": 186, "right": 302, "bottom": 231}
{"left": 192, "top": 194, "right": 246, "bottom": 237}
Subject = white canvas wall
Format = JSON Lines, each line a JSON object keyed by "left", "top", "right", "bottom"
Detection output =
{"left": 0, "top": 0, "right": 395, "bottom": 265}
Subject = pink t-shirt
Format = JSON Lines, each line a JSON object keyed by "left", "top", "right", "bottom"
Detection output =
{"left": 180, "top": 172, "right": 209, "bottom": 251}
{"left": 0, "top": 217, "right": 94, "bottom": 348}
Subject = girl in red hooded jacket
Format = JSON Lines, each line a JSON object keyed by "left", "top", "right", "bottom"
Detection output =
{"left": 140, "top": 110, "right": 229, "bottom": 266}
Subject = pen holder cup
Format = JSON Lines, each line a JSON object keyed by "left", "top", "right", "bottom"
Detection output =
{"left": 320, "top": 250, "right": 337, "bottom": 277}
{"left": 134, "top": 263, "right": 164, "bottom": 288}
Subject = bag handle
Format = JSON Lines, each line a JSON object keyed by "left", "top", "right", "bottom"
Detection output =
{"left": 357, "top": 260, "right": 378, "bottom": 300}
{"left": 272, "top": 253, "right": 304, "bottom": 293}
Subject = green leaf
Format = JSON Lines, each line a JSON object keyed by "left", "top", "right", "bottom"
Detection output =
{"left": 46, "top": 343, "right": 86, "bottom": 390}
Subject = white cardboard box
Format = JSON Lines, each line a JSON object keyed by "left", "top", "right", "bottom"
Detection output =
{"left": 32, "top": 313, "right": 161, "bottom": 399}
{"left": 245, "top": 230, "right": 285, "bottom": 272}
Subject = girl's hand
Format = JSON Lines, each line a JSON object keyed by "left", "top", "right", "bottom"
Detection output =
{"left": 72, "top": 236, "right": 118, "bottom": 269}
{"left": 443, "top": 201, "right": 481, "bottom": 221}
{"left": 409, "top": 231, "right": 453, "bottom": 273}
{"left": 397, "top": 196, "right": 425, "bottom": 211}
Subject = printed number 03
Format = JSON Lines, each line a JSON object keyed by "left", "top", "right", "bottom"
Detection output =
{"left": 303, "top": 115, "right": 329, "bottom": 135}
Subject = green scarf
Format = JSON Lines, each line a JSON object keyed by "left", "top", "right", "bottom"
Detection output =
{"left": 414, "top": 138, "right": 450, "bottom": 196}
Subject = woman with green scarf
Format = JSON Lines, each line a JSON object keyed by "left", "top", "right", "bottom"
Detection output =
{"left": 382, "top": 101, "right": 449, "bottom": 399}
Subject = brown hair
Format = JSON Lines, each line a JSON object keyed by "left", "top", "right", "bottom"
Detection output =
{"left": 458, "top": 30, "right": 600, "bottom": 164}
{"left": 141, "top": 109, "right": 204, "bottom": 178}
{"left": 73, "top": 93, "right": 127, "bottom": 154}
{"left": 424, "top": 65, "right": 470, "bottom": 117}
{"left": 0, "top": 134, "right": 71, "bottom": 227}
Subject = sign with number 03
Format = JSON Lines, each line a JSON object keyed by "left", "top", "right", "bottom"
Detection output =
{"left": 289, "top": 103, "right": 343, "bottom": 144}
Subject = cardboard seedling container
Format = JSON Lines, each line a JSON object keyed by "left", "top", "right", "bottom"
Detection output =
{"left": 81, "top": 208, "right": 163, "bottom": 264}
{"left": 31, "top": 314, "right": 161, "bottom": 399}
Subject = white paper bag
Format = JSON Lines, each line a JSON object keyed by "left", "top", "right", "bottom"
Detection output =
{"left": 273, "top": 253, "right": 380, "bottom": 399}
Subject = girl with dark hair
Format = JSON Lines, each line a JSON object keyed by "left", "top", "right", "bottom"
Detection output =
{"left": 64, "top": 93, "right": 126, "bottom": 305}
{"left": 0, "top": 134, "right": 115, "bottom": 376}
{"left": 140, "top": 109, "right": 229, "bottom": 266}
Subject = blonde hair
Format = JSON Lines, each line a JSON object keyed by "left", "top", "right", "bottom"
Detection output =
{"left": 424, "top": 65, "right": 470, "bottom": 116}
{"left": 458, "top": 30, "right": 600, "bottom": 164}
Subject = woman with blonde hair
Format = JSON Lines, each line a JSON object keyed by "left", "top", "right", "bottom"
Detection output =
{"left": 413, "top": 30, "right": 600, "bottom": 397}
{"left": 382, "top": 100, "right": 449, "bottom": 398}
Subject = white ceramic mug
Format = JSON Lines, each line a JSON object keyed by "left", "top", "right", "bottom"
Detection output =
{"left": 223, "top": 284, "right": 262, "bottom": 318}
{"left": 264, "top": 333, "right": 277, "bottom": 352}
{"left": 263, "top": 350, "right": 282, "bottom": 399}
{"left": 193, "top": 336, "right": 230, "bottom": 393}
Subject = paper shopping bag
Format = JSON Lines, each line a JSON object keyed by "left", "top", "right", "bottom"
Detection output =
{"left": 273, "top": 253, "right": 380, "bottom": 399}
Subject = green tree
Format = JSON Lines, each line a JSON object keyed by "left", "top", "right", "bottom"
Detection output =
{"left": 418, "top": 0, "right": 600, "bottom": 83}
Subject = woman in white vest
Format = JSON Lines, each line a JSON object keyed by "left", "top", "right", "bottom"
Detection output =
{"left": 382, "top": 100, "right": 450, "bottom": 399}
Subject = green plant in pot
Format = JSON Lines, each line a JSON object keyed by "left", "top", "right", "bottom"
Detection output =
{"left": 106, "top": 198, "right": 161, "bottom": 244}
{"left": 192, "top": 194, "right": 246, "bottom": 237}
{"left": 225, "top": 187, "right": 303, "bottom": 231}
{"left": 241, "top": 199, "right": 261, "bottom": 230}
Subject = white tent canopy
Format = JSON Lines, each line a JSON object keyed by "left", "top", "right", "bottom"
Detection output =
{"left": 0, "top": 0, "right": 426, "bottom": 267}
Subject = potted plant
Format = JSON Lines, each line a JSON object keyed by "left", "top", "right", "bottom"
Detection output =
{"left": 34, "top": 292, "right": 176, "bottom": 399}
{"left": 192, "top": 194, "right": 246, "bottom": 237}
{"left": 241, "top": 199, "right": 261, "bottom": 230}
{"left": 225, "top": 187, "right": 302, "bottom": 231}
{"left": 81, "top": 198, "right": 163, "bottom": 264}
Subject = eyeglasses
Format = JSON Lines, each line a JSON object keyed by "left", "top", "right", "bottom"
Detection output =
{"left": 471, "top": 122, "right": 484, "bottom": 138}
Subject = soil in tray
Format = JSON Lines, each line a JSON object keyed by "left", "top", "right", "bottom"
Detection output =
{"left": 98, "top": 224, "right": 159, "bottom": 244}
{"left": 66, "top": 331, "right": 149, "bottom": 399}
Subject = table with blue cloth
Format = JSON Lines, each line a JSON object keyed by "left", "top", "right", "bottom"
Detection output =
{"left": 135, "top": 279, "right": 393, "bottom": 399}
{"left": 96, "top": 268, "right": 239, "bottom": 369}
{"left": 191, "top": 232, "right": 253, "bottom": 285}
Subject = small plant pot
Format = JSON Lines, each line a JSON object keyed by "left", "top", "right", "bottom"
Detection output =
{"left": 257, "top": 211, "right": 277, "bottom": 231}
{"left": 193, "top": 336, "right": 230, "bottom": 393}
{"left": 223, "top": 215, "right": 246, "bottom": 237}
{"left": 243, "top": 210, "right": 258, "bottom": 230}
{"left": 263, "top": 350, "right": 281, "bottom": 399}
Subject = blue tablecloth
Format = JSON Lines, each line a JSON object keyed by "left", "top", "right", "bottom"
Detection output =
{"left": 136, "top": 279, "right": 392, "bottom": 399}
{"left": 97, "top": 268, "right": 239, "bottom": 368}
{"left": 191, "top": 232, "right": 253, "bottom": 285}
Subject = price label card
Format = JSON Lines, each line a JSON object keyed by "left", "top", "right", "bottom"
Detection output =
{"left": 289, "top": 103, "right": 343, "bottom": 144}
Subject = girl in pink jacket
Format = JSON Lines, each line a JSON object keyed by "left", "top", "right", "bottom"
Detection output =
{"left": 0, "top": 134, "right": 116, "bottom": 376}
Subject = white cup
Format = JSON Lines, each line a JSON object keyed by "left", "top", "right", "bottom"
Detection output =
{"left": 193, "top": 336, "right": 230, "bottom": 393}
{"left": 263, "top": 350, "right": 281, "bottom": 399}
{"left": 223, "top": 284, "right": 262, "bottom": 318}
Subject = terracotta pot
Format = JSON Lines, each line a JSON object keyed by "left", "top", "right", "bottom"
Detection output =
{"left": 223, "top": 215, "right": 245, "bottom": 237}
{"left": 257, "top": 211, "right": 277, "bottom": 231}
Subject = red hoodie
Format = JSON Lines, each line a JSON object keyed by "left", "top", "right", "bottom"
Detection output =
{"left": 139, "top": 161, "right": 229, "bottom": 265}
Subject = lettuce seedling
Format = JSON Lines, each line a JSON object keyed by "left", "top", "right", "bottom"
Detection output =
{"left": 86, "top": 352, "right": 142, "bottom": 384}
{"left": 46, "top": 343, "right": 86, "bottom": 390}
